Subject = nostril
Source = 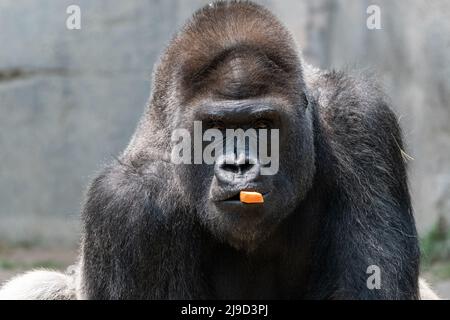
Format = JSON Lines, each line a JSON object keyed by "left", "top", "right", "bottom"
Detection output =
{"left": 220, "top": 162, "right": 254, "bottom": 174}
{"left": 221, "top": 163, "right": 240, "bottom": 173}
{"left": 215, "top": 156, "right": 261, "bottom": 183}
{"left": 239, "top": 163, "right": 253, "bottom": 173}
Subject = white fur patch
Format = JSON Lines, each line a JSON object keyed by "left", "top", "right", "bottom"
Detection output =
{"left": 419, "top": 278, "right": 440, "bottom": 300}
{"left": 0, "top": 269, "right": 76, "bottom": 300}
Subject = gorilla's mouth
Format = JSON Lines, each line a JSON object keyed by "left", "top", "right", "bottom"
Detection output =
{"left": 223, "top": 193, "right": 241, "bottom": 202}
{"left": 220, "top": 190, "right": 268, "bottom": 203}
{"left": 209, "top": 179, "right": 272, "bottom": 203}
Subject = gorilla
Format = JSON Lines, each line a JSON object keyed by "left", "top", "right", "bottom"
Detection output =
{"left": 0, "top": 1, "right": 440, "bottom": 300}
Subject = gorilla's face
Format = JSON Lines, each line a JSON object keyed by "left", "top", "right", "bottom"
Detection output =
{"left": 174, "top": 95, "right": 315, "bottom": 251}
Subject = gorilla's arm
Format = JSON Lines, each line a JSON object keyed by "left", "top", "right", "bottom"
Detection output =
{"left": 309, "top": 70, "right": 420, "bottom": 299}
{"left": 78, "top": 160, "right": 203, "bottom": 299}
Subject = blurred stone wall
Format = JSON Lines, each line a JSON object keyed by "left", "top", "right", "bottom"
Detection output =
{"left": 0, "top": 0, "right": 448, "bottom": 245}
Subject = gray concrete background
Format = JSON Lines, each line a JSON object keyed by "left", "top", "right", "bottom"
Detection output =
{"left": 0, "top": 0, "right": 449, "bottom": 246}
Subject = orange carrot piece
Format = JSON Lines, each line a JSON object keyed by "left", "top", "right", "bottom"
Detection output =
{"left": 240, "top": 191, "right": 264, "bottom": 204}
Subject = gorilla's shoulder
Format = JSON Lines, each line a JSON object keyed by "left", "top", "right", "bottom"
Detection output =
{"left": 82, "top": 158, "right": 179, "bottom": 222}
{"left": 304, "top": 63, "right": 402, "bottom": 150}
{"left": 303, "top": 63, "right": 406, "bottom": 184}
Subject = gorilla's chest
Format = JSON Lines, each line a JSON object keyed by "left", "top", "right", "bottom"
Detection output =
{"left": 204, "top": 251, "right": 308, "bottom": 299}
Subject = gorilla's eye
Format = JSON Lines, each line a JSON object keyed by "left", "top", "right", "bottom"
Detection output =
{"left": 206, "top": 120, "right": 226, "bottom": 131}
{"left": 253, "top": 119, "right": 272, "bottom": 129}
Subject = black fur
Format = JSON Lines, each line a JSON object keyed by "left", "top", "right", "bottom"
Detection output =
{"left": 79, "top": 1, "right": 419, "bottom": 299}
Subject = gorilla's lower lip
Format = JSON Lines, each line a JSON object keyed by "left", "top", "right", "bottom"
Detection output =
{"left": 223, "top": 193, "right": 241, "bottom": 202}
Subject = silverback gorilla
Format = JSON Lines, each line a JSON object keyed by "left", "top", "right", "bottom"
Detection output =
{"left": 0, "top": 1, "right": 440, "bottom": 300}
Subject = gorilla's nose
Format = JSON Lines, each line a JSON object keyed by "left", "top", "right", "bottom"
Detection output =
{"left": 215, "top": 154, "right": 260, "bottom": 184}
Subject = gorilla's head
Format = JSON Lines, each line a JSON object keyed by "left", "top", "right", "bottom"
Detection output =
{"left": 181, "top": 97, "right": 315, "bottom": 251}
{"left": 127, "top": 2, "right": 316, "bottom": 251}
